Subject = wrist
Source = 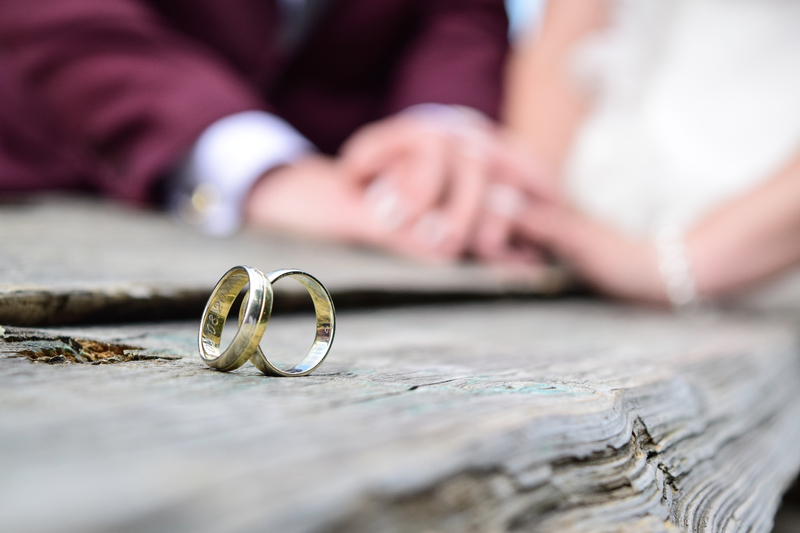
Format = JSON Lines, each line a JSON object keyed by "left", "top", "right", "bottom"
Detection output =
{"left": 243, "top": 164, "right": 294, "bottom": 228}
{"left": 169, "top": 110, "right": 315, "bottom": 236}
{"left": 243, "top": 155, "right": 334, "bottom": 230}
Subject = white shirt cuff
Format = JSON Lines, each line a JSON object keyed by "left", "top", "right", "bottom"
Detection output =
{"left": 169, "top": 110, "right": 315, "bottom": 236}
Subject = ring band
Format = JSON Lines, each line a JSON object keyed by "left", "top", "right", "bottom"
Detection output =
{"left": 248, "top": 269, "right": 336, "bottom": 377}
{"left": 199, "top": 265, "right": 273, "bottom": 371}
{"left": 199, "top": 266, "right": 335, "bottom": 377}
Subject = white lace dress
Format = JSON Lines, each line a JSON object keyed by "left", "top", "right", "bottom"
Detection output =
{"left": 563, "top": 0, "right": 800, "bottom": 308}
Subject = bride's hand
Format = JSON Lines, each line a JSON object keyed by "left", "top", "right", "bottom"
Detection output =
{"left": 513, "top": 203, "right": 667, "bottom": 302}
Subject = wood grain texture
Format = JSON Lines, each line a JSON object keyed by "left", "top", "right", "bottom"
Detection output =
{"left": 1, "top": 301, "right": 799, "bottom": 532}
{"left": 0, "top": 196, "right": 569, "bottom": 326}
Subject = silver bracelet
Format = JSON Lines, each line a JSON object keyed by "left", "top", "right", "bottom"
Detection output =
{"left": 654, "top": 225, "right": 697, "bottom": 309}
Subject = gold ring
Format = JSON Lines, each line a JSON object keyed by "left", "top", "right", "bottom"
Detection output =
{"left": 198, "top": 266, "right": 335, "bottom": 376}
{"left": 248, "top": 269, "right": 336, "bottom": 377}
{"left": 198, "top": 265, "right": 273, "bottom": 371}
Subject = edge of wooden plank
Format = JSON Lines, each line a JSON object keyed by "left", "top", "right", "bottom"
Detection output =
{"left": 0, "top": 267, "right": 576, "bottom": 326}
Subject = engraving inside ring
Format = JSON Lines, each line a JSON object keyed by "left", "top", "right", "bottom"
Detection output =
{"left": 198, "top": 265, "right": 273, "bottom": 373}
{"left": 209, "top": 283, "right": 251, "bottom": 358}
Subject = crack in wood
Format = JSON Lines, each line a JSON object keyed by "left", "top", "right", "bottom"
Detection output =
{"left": 325, "top": 418, "right": 679, "bottom": 533}
{"left": 1, "top": 326, "right": 176, "bottom": 365}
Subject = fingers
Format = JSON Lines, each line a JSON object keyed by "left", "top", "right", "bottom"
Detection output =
{"left": 386, "top": 132, "right": 488, "bottom": 260}
{"left": 375, "top": 153, "right": 485, "bottom": 262}
{"left": 470, "top": 210, "right": 515, "bottom": 262}
{"left": 363, "top": 171, "right": 408, "bottom": 230}
{"left": 348, "top": 118, "right": 487, "bottom": 260}
{"left": 401, "top": 131, "right": 451, "bottom": 219}
{"left": 339, "top": 117, "right": 419, "bottom": 185}
{"left": 344, "top": 117, "right": 454, "bottom": 233}
{"left": 432, "top": 134, "right": 487, "bottom": 258}
{"left": 359, "top": 134, "right": 488, "bottom": 262}
{"left": 360, "top": 133, "right": 451, "bottom": 233}
{"left": 469, "top": 182, "right": 547, "bottom": 264}
{"left": 339, "top": 112, "right": 566, "bottom": 265}
{"left": 338, "top": 121, "right": 394, "bottom": 184}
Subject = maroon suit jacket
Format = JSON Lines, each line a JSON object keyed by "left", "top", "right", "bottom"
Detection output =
{"left": 0, "top": 0, "right": 508, "bottom": 204}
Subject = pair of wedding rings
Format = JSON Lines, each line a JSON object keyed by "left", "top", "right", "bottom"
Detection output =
{"left": 198, "top": 266, "right": 335, "bottom": 376}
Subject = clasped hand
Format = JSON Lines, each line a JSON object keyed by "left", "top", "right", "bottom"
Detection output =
{"left": 245, "top": 112, "right": 560, "bottom": 265}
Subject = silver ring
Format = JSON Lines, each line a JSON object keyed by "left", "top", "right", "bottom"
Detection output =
{"left": 249, "top": 269, "right": 336, "bottom": 377}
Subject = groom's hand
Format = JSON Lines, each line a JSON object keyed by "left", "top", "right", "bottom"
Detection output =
{"left": 245, "top": 155, "right": 378, "bottom": 244}
{"left": 339, "top": 112, "right": 487, "bottom": 260}
{"left": 243, "top": 154, "right": 478, "bottom": 262}
{"left": 340, "top": 113, "right": 560, "bottom": 262}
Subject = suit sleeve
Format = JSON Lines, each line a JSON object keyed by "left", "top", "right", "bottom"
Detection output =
{"left": 0, "top": 0, "right": 267, "bottom": 204}
{"left": 384, "top": 0, "right": 509, "bottom": 120}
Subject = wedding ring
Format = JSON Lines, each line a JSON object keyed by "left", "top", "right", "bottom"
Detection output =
{"left": 199, "top": 266, "right": 335, "bottom": 377}
{"left": 198, "top": 265, "right": 273, "bottom": 371}
{"left": 248, "top": 269, "right": 336, "bottom": 377}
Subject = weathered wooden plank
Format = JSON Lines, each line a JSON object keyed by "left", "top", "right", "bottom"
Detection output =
{"left": 1, "top": 301, "right": 799, "bottom": 532}
{"left": 0, "top": 196, "right": 569, "bottom": 325}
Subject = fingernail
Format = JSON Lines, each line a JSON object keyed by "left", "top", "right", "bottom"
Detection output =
{"left": 413, "top": 211, "right": 448, "bottom": 248}
{"left": 365, "top": 176, "right": 406, "bottom": 229}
